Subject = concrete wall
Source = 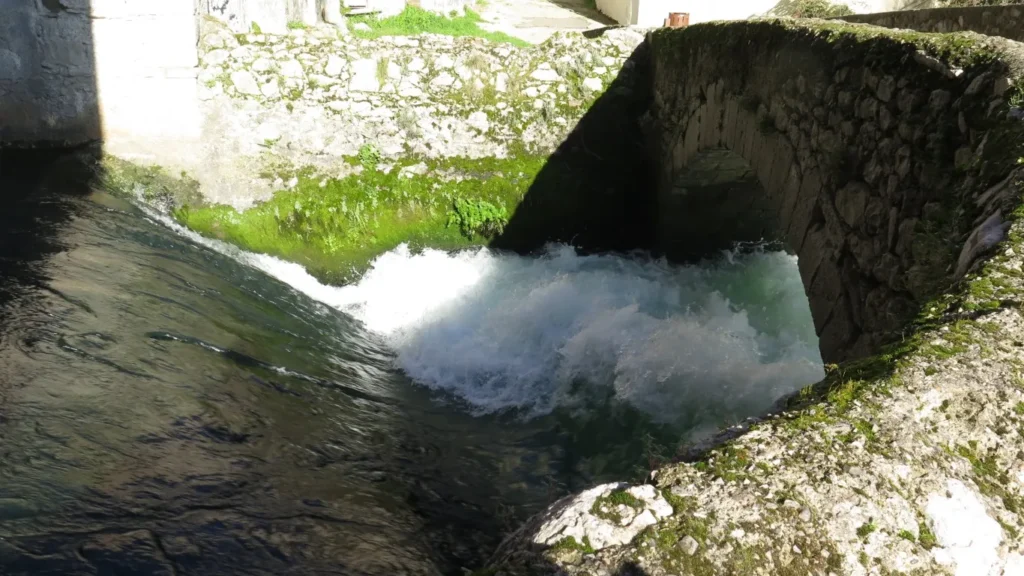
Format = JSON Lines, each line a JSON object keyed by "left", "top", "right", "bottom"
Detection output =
{"left": 1, "top": 0, "right": 100, "bottom": 146}
{"left": 1, "top": 0, "right": 201, "bottom": 167}
{"left": 837, "top": 4, "right": 1024, "bottom": 42}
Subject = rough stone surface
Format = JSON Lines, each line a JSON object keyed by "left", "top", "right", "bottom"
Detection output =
{"left": 838, "top": 4, "right": 1024, "bottom": 43}
{"left": 194, "top": 21, "right": 645, "bottom": 206}
{"left": 530, "top": 483, "right": 674, "bottom": 551}
{"left": 646, "top": 20, "right": 1024, "bottom": 363}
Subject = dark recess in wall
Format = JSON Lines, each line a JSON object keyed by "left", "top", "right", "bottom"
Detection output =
{"left": 491, "top": 35, "right": 658, "bottom": 257}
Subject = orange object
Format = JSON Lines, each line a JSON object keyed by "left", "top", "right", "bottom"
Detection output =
{"left": 664, "top": 12, "right": 690, "bottom": 28}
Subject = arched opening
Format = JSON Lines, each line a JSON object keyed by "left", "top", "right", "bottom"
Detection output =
{"left": 657, "top": 147, "right": 782, "bottom": 260}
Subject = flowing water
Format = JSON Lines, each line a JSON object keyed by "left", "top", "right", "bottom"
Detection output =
{"left": 0, "top": 171, "right": 822, "bottom": 575}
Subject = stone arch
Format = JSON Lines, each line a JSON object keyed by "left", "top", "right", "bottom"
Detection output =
{"left": 645, "top": 21, "right": 1024, "bottom": 363}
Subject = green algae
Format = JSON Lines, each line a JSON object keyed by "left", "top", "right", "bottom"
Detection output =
{"left": 173, "top": 154, "right": 547, "bottom": 284}
{"left": 99, "top": 156, "right": 203, "bottom": 209}
{"left": 590, "top": 489, "right": 644, "bottom": 524}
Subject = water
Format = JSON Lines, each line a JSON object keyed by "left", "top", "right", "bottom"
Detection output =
{"left": 0, "top": 176, "right": 822, "bottom": 575}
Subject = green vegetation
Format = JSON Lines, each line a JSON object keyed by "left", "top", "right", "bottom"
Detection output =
{"left": 98, "top": 156, "right": 203, "bottom": 209}
{"left": 549, "top": 535, "right": 595, "bottom": 554}
{"left": 590, "top": 488, "right": 645, "bottom": 524}
{"left": 447, "top": 198, "right": 508, "bottom": 239}
{"left": 918, "top": 521, "right": 937, "bottom": 549}
{"left": 286, "top": 20, "right": 308, "bottom": 30}
{"left": 856, "top": 520, "right": 877, "bottom": 538}
{"left": 770, "top": 0, "right": 855, "bottom": 18}
{"left": 348, "top": 6, "right": 529, "bottom": 47}
{"left": 357, "top": 144, "right": 381, "bottom": 171}
{"left": 172, "top": 154, "right": 546, "bottom": 284}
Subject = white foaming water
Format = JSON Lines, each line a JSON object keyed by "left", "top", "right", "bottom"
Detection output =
{"left": 145, "top": 206, "right": 823, "bottom": 424}
{"left": 337, "top": 244, "right": 823, "bottom": 422}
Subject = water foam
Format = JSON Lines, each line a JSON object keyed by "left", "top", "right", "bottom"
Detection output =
{"left": 144, "top": 205, "right": 823, "bottom": 424}
{"left": 335, "top": 244, "right": 823, "bottom": 422}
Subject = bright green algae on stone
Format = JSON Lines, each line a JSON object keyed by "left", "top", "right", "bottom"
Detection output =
{"left": 173, "top": 154, "right": 547, "bottom": 284}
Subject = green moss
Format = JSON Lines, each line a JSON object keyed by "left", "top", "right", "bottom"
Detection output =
{"left": 897, "top": 529, "right": 916, "bottom": 542}
{"left": 590, "top": 488, "right": 645, "bottom": 524}
{"left": 175, "top": 153, "right": 546, "bottom": 284}
{"left": 918, "top": 521, "right": 937, "bottom": 549}
{"left": 98, "top": 156, "right": 203, "bottom": 209}
{"left": 348, "top": 6, "right": 528, "bottom": 47}
{"left": 549, "top": 535, "right": 595, "bottom": 554}
{"left": 955, "top": 442, "right": 1022, "bottom": 513}
{"left": 856, "top": 520, "right": 877, "bottom": 538}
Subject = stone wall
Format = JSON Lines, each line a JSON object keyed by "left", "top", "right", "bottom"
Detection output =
{"left": 194, "top": 20, "right": 644, "bottom": 206}
{"left": 645, "top": 20, "right": 1024, "bottom": 363}
{"left": 837, "top": 4, "right": 1024, "bottom": 42}
{"left": 1, "top": 0, "right": 201, "bottom": 169}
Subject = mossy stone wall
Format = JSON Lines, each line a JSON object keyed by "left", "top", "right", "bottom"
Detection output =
{"left": 646, "top": 20, "right": 1024, "bottom": 362}
{"left": 837, "top": 5, "right": 1024, "bottom": 43}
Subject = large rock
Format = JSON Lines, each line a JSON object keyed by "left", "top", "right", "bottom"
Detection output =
{"left": 529, "top": 483, "right": 674, "bottom": 551}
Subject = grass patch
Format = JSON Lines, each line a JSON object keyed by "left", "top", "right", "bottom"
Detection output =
{"left": 348, "top": 6, "right": 529, "bottom": 47}
{"left": 172, "top": 154, "right": 546, "bottom": 284}
{"left": 549, "top": 535, "right": 595, "bottom": 554}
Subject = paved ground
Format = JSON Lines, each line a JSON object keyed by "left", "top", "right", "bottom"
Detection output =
{"left": 474, "top": 0, "right": 615, "bottom": 44}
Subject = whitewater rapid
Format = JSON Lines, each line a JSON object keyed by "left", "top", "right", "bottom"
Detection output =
{"left": 147, "top": 208, "right": 823, "bottom": 424}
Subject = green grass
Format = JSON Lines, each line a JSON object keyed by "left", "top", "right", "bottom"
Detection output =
{"left": 286, "top": 21, "right": 308, "bottom": 30}
{"left": 348, "top": 6, "right": 529, "bottom": 47}
{"left": 173, "top": 154, "right": 546, "bottom": 284}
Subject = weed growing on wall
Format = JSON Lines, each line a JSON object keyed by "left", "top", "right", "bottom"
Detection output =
{"left": 447, "top": 198, "right": 508, "bottom": 238}
{"left": 358, "top": 144, "right": 382, "bottom": 171}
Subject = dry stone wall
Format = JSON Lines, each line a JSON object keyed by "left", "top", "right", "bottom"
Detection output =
{"left": 646, "top": 20, "right": 1024, "bottom": 363}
